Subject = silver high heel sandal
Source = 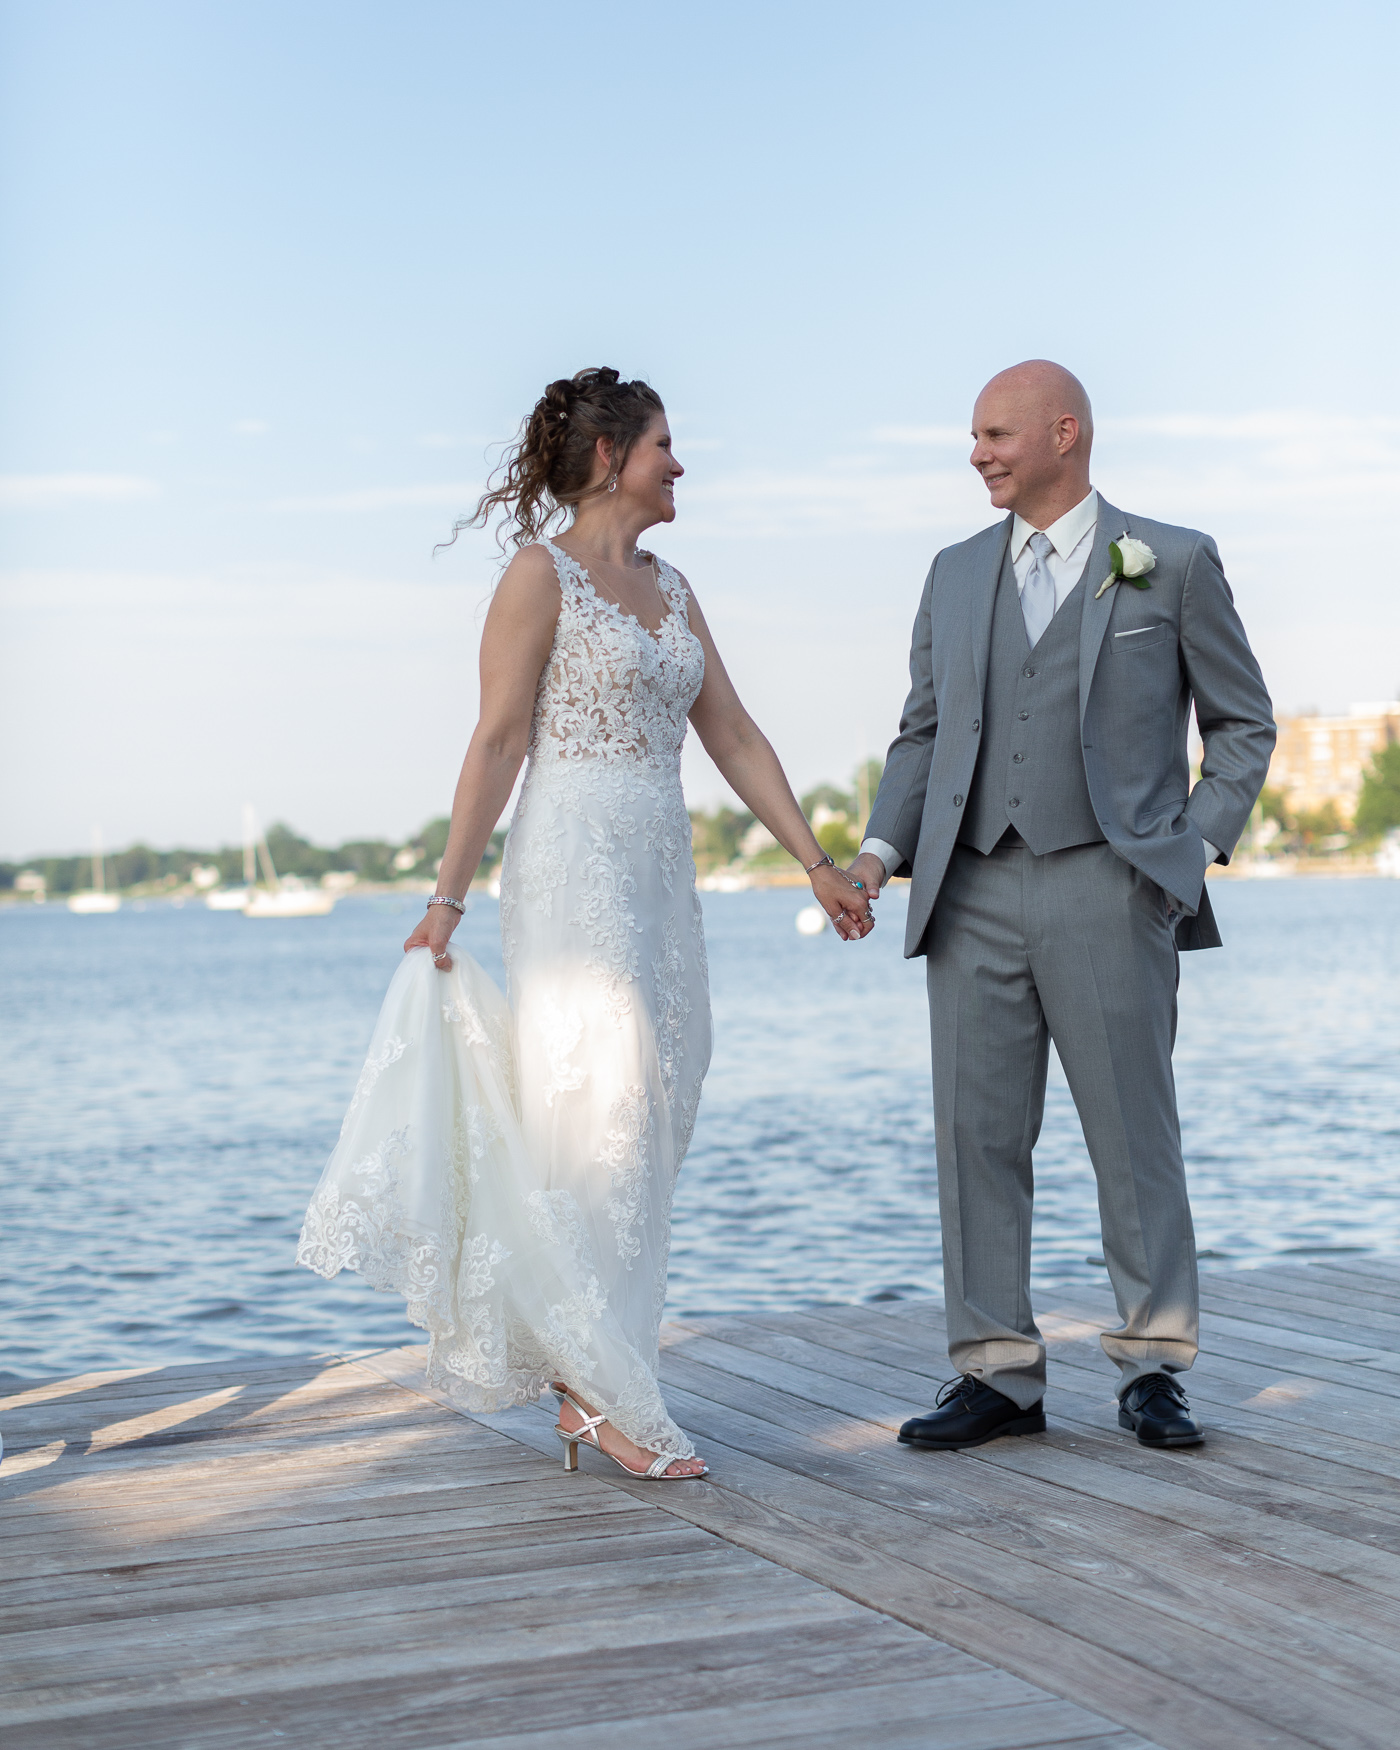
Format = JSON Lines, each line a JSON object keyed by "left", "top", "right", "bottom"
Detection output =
{"left": 550, "top": 1385, "right": 708, "bottom": 1480}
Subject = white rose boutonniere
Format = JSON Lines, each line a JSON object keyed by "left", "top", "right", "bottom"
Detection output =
{"left": 1094, "top": 533, "right": 1157, "bottom": 600}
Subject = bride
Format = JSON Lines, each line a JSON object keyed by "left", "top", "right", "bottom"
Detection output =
{"left": 297, "top": 367, "right": 874, "bottom": 1480}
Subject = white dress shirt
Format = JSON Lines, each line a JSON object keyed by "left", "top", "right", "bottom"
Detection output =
{"left": 1010, "top": 487, "right": 1099, "bottom": 610}
{"left": 859, "top": 489, "right": 1219, "bottom": 881}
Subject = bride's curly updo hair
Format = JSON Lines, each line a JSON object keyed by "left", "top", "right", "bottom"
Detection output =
{"left": 452, "top": 367, "right": 665, "bottom": 552}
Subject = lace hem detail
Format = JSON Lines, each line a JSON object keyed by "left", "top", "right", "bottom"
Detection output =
{"left": 295, "top": 948, "right": 694, "bottom": 1457}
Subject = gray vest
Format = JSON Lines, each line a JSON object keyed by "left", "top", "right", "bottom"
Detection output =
{"left": 959, "top": 549, "right": 1105, "bottom": 855}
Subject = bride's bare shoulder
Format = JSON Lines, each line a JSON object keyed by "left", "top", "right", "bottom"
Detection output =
{"left": 491, "top": 543, "right": 565, "bottom": 614}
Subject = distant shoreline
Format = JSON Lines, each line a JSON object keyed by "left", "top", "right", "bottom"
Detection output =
{"left": 1209, "top": 855, "right": 1393, "bottom": 881}
{"left": 1, "top": 858, "right": 1395, "bottom": 907}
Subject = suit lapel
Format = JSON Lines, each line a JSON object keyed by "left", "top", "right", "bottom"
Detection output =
{"left": 970, "top": 515, "right": 1013, "bottom": 706}
{"left": 1078, "top": 494, "right": 1121, "bottom": 721}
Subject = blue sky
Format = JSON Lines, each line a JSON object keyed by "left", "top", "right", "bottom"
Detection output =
{"left": 3, "top": 1, "right": 1398, "bottom": 856}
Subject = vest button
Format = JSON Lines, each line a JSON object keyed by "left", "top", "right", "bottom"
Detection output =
{"left": 1009, "top": 797, "right": 1021, "bottom": 808}
{"left": 972, "top": 719, "right": 980, "bottom": 732}
{"left": 1024, "top": 666, "right": 1036, "bottom": 678}
{"left": 1012, "top": 752, "right": 1024, "bottom": 764}
{"left": 953, "top": 794, "right": 964, "bottom": 807}
{"left": 1018, "top": 710, "right": 1029, "bottom": 721}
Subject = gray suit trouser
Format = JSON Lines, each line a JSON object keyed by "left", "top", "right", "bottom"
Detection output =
{"left": 926, "top": 837, "right": 1199, "bottom": 1410}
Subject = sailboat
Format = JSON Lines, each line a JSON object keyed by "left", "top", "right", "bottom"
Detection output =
{"left": 67, "top": 830, "right": 122, "bottom": 913}
{"left": 205, "top": 806, "right": 256, "bottom": 910}
{"left": 240, "top": 805, "right": 336, "bottom": 919}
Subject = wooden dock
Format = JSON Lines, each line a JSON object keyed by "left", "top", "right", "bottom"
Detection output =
{"left": 5, "top": 1257, "right": 1400, "bottom": 1749}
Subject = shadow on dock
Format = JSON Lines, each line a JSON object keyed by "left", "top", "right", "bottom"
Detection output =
{"left": 5, "top": 1259, "right": 1400, "bottom": 1748}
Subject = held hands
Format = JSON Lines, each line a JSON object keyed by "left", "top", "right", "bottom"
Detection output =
{"left": 846, "top": 852, "right": 887, "bottom": 902}
{"left": 404, "top": 901, "right": 463, "bottom": 970}
{"left": 810, "top": 862, "right": 875, "bottom": 942}
{"left": 810, "top": 850, "right": 888, "bottom": 943}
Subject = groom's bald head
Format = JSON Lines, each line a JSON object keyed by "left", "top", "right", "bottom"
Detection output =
{"left": 971, "top": 360, "right": 1094, "bottom": 526}
{"left": 982, "top": 360, "right": 1093, "bottom": 444}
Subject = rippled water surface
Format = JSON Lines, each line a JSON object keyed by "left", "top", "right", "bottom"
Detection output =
{"left": 2, "top": 880, "right": 1397, "bottom": 1378}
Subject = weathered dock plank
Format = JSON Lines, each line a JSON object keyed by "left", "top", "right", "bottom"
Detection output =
{"left": 469, "top": 1262, "right": 1400, "bottom": 1750}
{"left": 6, "top": 1261, "right": 1396, "bottom": 1747}
{"left": 0, "top": 1346, "right": 1142, "bottom": 1749}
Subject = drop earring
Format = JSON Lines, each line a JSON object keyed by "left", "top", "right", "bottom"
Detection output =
{"left": 607, "top": 474, "right": 618, "bottom": 493}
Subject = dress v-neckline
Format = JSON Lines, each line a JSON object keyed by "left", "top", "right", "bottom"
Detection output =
{"left": 545, "top": 539, "right": 675, "bottom": 642}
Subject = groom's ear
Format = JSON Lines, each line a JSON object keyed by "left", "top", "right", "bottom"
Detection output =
{"left": 1054, "top": 414, "right": 1081, "bottom": 457}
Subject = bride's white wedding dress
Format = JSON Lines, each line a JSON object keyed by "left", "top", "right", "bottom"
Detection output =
{"left": 297, "top": 540, "right": 711, "bottom": 1462}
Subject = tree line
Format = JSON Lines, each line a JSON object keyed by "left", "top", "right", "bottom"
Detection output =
{"left": 4, "top": 761, "right": 888, "bottom": 896}
{"left": 0, "top": 817, "right": 492, "bottom": 897}
{"left": 12, "top": 745, "right": 1390, "bottom": 896}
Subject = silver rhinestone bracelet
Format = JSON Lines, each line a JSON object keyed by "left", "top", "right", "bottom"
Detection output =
{"left": 426, "top": 895, "right": 465, "bottom": 915}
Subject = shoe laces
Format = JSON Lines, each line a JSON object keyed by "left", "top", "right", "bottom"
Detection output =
{"left": 1128, "top": 1372, "right": 1189, "bottom": 1411}
{"left": 935, "top": 1374, "right": 980, "bottom": 1409}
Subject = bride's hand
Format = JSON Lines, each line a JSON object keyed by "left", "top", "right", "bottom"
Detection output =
{"left": 809, "top": 863, "right": 874, "bottom": 942}
{"left": 404, "top": 902, "right": 462, "bottom": 969}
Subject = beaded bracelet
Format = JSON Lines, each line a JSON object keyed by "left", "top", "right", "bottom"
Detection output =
{"left": 427, "top": 895, "right": 466, "bottom": 915}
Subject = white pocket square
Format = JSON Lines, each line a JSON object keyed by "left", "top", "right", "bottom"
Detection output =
{"left": 1113, "top": 626, "right": 1160, "bottom": 638}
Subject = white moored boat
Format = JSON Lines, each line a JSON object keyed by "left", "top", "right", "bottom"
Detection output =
{"left": 68, "top": 832, "right": 121, "bottom": 913}
{"left": 206, "top": 809, "right": 259, "bottom": 910}
{"left": 244, "top": 879, "right": 336, "bottom": 919}
{"left": 67, "top": 890, "right": 121, "bottom": 913}
{"left": 205, "top": 887, "right": 252, "bottom": 911}
{"left": 237, "top": 805, "right": 337, "bottom": 919}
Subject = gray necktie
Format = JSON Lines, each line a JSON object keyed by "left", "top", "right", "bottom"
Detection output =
{"left": 1021, "top": 531, "right": 1055, "bottom": 647}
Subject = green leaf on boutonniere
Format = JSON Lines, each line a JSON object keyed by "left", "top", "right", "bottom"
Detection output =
{"left": 1093, "top": 542, "right": 1128, "bottom": 600}
{"left": 1095, "top": 534, "right": 1156, "bottom": 599}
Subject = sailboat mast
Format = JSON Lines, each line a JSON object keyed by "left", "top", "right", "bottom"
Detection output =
{"left": 256, "top": 835, "right": 279, "bottom": 888}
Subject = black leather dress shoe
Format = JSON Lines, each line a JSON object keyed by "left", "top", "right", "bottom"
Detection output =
{"left": 1118, "top": 1373, "right": 1204, "bottom": 1446}
{"left": 898, "top": 1375, "right": 1046, "bottom": 1450}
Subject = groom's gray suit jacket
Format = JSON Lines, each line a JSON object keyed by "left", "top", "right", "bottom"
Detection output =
{"left": 865, "top": 497, "right": 1276, "bottom": 958}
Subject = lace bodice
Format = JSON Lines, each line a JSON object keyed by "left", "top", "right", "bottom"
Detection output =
{"left": 529, "top": 540, "right": 705, "bottom": 772}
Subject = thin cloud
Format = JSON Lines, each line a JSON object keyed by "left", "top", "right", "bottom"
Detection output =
{"left": 260, "top": 408, "right": 1400, "bottom": 537}
{"left": 270, "top": 482, "right": 481, "bottom": 513}
{"left": 669, "top": 407, "right": 1400, "bottom": 538}
{"left": 681, "top": 465, "right": 985, "bottom": 538}
{"left": 0, "top": 473, "right": 161, "bottom": 507}
{"left": 1104, "top": 411, "right": 1400, "bottom": 441}
{"left": 870, "top": 424, "right": 971, "bottom": 447}
{"left": 232, "top": 419, "right": 270, "bottom": 437}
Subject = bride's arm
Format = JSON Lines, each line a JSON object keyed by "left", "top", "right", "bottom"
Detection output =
{"left": 404, "top": 547, "right": 561, "bottom": 964}
{"left": 683, "top": 583, "right": 873, "bottom": 941}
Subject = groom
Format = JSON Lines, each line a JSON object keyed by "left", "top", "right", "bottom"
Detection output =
{"left": 850, "top": 361, "right": 1274, "bottom": 1450}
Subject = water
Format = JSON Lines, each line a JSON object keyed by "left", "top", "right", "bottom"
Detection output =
{"left": 1, "top": 881, "right": 1397, "bottom": 1379}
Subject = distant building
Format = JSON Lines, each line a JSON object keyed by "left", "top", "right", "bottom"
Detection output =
{"left": 1267, "top": 703, "right": 1400, "bottom": 822}
{"left": 739, "top": 820, "right": 778, "bottom": 858}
